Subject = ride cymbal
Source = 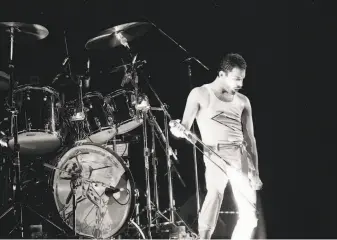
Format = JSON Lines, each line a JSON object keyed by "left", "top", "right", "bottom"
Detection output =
{"left": 85, "top": 22, "right": 151, "bottom": 50}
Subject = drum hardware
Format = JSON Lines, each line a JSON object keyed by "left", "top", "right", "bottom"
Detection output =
{"left": 0, "top": 22, "right": 66, "bottom": 238}
{"left": 58, "top": 30, "right": 86, "bottom": 123}
{"left": 114, "top": 188, "right": 147, "bottom": 239}
{"left": 143, "top": 18, "right": 213, "bottom": 238}
{"left": 106, "top": 138, "right": 129, "bottom": 157}
{"left": 69, "top": 75, "right": 85, "bottom": 122}
{"left": 140, "top": 75, "right": 197, "bottom": 236}
{"left": 110, "top": 60, "right": 147, "bottom": 74}
{"left": 120, "top": 56, "right": 140, "bottom": 88}
{"left": 133, "top": 94, "right": 186, "bottom": 238}
{"left": 0, "top": 139, "right": 8, "bottom": 148}
{"left": 51, "top": 56, "right": 71, "bottom": 85}
{"left": 149, "top": 121, "right": 171, "bottom": 233}
{"left": 0, "top": 71, "right": 10, "bottom": 91}
{"left": 140, "top": 111, "right": 152, "bottom": 239}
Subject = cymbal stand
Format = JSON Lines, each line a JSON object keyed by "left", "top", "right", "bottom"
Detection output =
{"left": 148, "top": 117, "right": 170, "bottom": 232}
{"left": 150, "top": 122, "right": 159, "bottom": 229}
{"left": 63, "top": 31, "right": 84, "bottom": 123}
{"left": 0, "top": 26, "right": 66, "bottom": 238}
{"left": 142, "top": 76, "right": 197, "bottom": 237}
{"left": 141, "top": 111, "right": 152, "bottom": 239}
{"left": 147, "top": 110, "right": 186, "bottom": 187}
{"left": 143, "top": 77, "right": 175, "bottom": 222}
{"left": 0, "top": 26, "right": 23, "bottom": 237}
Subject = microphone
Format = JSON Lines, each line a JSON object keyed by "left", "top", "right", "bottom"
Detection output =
{"left": 104, "top": 186, "right": 126, "bottom": 196}
{"left": 84, "top": 58, "right": 91, "bottom": 89}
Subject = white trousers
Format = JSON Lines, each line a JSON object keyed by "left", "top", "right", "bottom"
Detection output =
{"left": 198, "top": 147, "right": 258, "bottom": 240}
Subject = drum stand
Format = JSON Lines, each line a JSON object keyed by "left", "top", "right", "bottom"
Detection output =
{"left": 148, "top": 114, "right": 171, "bottom": 230}
{"left": 0, "top": 26, "right": 66, "bottom": 238}
{"left": 140, "top": 111, "right": 153, "bottom": 239}
{"left": 142, "top": 77, "right": 197, "bottom": 238}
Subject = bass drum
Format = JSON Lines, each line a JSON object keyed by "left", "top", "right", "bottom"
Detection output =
{"left": 50, "top": 143, "right": 135, "bottom": 238}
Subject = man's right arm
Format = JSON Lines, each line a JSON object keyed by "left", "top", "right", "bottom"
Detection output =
{"left": 180, "top": 87, "right": 201, "bottom": 131}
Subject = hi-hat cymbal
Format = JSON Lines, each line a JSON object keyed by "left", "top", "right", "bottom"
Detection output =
{"left": 0, "top": 22, "right": 49, "bottom": 40}
{"left": 0, "top": 71, "right": 10, "bottom": 91}
{"left": 85, "top": 22, "right": 151, "bottom": 50}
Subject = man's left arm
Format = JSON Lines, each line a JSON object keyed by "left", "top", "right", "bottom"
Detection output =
{"left": 241, "top": 96, "right": 262, "bottom": 189}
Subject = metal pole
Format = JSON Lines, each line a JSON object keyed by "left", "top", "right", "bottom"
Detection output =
{"left": 187, "top": 62, "right": 201, "bottom": 215}
{"left": 142, "top": 113, "right": 152, "bottom": 238}
{"left": 9, "top": 26, "right": 24, "bottom": 238}
{"left": 150, "top": 122, "right": 160, "bottom": 229}
{"left": 164, "top": 112, "right": 175, "bottom": 223}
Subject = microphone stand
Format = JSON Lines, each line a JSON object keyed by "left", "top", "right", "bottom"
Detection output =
{"left": 186, "top": 59, "right": 201, "bottom": 217}
{"left": 143, "top": 16, "right": 210, "bottom": 217}
{"left": 143, "top": 17, "right": 209, "bottom": 71}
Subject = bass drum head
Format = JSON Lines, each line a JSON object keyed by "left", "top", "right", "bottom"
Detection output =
{"left": 51, "top": 143, "right": 135, "bottom": 238}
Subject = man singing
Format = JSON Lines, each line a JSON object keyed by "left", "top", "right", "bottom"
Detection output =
{"left": 170, "top": 53, "right": 262, "bottom": 239}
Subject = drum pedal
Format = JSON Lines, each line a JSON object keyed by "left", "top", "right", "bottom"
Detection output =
{"left": 29, "top": 224, "right": 44, "bottom": 239}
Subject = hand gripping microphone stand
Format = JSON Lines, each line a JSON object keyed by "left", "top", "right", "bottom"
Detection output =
{"left": 0, "top": 25, "right": 66, "bottom": 238}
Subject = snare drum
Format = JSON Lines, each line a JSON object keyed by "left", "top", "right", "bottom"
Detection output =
{"left": 8, "top": 85, "right": 62, "bottom": 155}
{"left": 104, "top": 90, "right": 143, "bottom": 135}
{"left": 78, "top": 92, "right": 116, "bottom": 143}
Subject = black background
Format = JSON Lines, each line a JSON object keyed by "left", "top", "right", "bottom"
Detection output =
{"left": 0, "top": 0, "right": 336, "bottom": 238}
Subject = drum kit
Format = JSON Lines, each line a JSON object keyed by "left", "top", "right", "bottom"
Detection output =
{"left": 0, "top": 21, "right": 196, "bottom": 239}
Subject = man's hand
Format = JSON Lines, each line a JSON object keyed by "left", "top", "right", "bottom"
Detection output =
{"left": 169, "top": 119, "right": 186, "bottom": 138}
{"left": 250, "top": 171, "right": 263, "bottom": 190}
{"left": 170, "top": 119, "right": 197, "bottom": 144}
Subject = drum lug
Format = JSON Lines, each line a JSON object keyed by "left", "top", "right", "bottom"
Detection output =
{"left": 94, "top": 117, "right": 101, "bottom": 129}
{"left": 129, "top": 108, "right": 135, "bottom": 118}
{"left": 27, "top": 119, "right": 32, "bottom": 131}
{"left": 108, "top": 116, "right": 114, "bottom": 125}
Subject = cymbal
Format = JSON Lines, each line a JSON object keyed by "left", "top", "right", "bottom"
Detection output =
{"left": 0, "top": 22, "right": 49, "bottom": 40}
{"left": 85, "top": 22, "right": 151, "bottom": 50}
{"left": 0, "top": 71, "right": 10, "bottom": 91}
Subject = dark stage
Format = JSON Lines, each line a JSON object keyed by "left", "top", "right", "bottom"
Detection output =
{"left": 0, "top": 0, "right": 336, "bottom": 239}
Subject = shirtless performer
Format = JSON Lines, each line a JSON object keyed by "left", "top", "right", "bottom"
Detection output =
{"left": 170, "top": 53, "right": 263, "bottom": 239}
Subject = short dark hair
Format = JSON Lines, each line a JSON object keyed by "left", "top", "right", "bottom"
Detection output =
{"left": 218, "top": 53, "right": 247, "bottom": 74}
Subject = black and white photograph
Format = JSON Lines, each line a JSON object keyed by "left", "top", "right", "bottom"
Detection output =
{"left": 0, "top": 0, "right": 336, "bottom": 239}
